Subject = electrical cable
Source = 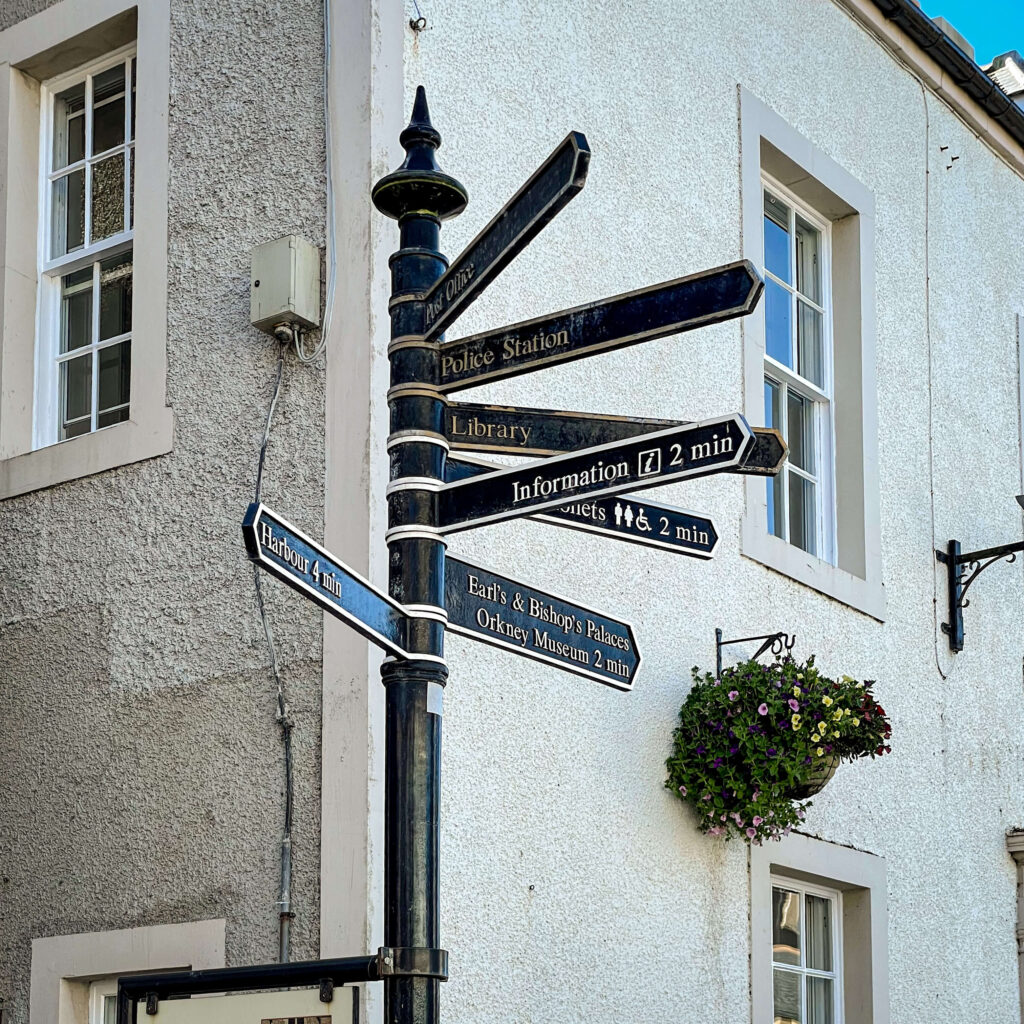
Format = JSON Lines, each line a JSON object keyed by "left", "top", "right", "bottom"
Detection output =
{"left": 251, "top": 341, "right": 297, "bottom": 961}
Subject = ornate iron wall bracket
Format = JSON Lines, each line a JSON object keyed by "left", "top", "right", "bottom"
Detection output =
{"left": 715, "top": 627, "right": 795, "bottom": 677}
{"left": 936, "top": 537, "right": 1024, "bottom": 652}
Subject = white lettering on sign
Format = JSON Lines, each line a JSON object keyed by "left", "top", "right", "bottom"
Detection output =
{"left": 510, "top": 458, "right": 629, "bottom": 504}
{"left": 261, "top": 522, "right": 344, "bottom": 599}
{"left": 425, "top": 264, "right": 475, "bottom": 326}
{"left": 449, "top": 413, "right": 533, "bottom": 447}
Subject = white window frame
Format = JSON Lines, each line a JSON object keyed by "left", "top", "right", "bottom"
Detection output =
{"left": 762, "top": 173, "right": 838, "bottom": 564}
{"left": 770, "top": 874, "right": 845, "bottom": 1024}
{"left": 35, "top": 44, "right": 136, "bottom": 449}
{"left": 740, "top": 86, "right": 884, "bottom": 621}
{"left": 0, "top": 0, "right": 172, "bottom": 501}
{"left": 87, "top": 978, "right": 117, "bottom": 1024}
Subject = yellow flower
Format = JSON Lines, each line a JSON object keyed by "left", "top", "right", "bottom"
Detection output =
{"left": 793, "top": 686, "right": 801, "bottom": 696}
{"left": 843, "top": 708, "right": 851, "bottom": 717}
{"left": 822, "top": 695, "right": 834, "bottom": 707}
{"left": 811, "top": 734, "right": 821, "bottom": 743}
{"left": 791, "top": 714, "right": 802, "bottom": 730}
{"left": 842, "top": 674, "right": 854, "bottom": 683}
{"left": 833, "top": 710, "right": 843, "bottom": 721}
{"left": 816, "top": 747, "right": 825, "bottom": 756}
{"left": 832, "top": 730, "right": 840, "bottom": 738}
{"left": 853, "top": 718, "right": 860, "bottom": 727}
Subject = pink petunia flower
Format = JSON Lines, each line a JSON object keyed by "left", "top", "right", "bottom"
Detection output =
{"left": 758, "top": 703, "right": 768, "bottom": 716}
{"left": 678, "top": 784, "right": 687, "bottom": 796}
{"left": 702, "top": 793, "right": 712, "bottom": 801}
{"left": 746, "top": 827, "right": 757, "bottom": 838}
{"left": 728, "top": 690, "right": 739, "bottom": 701}
{"left": 788, "top": 699, "right": 800, "bottom": 711}
{"left": 753, "top": 816, "right": 763, "bottom": 826}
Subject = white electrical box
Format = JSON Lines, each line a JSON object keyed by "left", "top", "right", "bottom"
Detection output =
{"left": 250, "top": 234, "right": 321, "bottom": 334}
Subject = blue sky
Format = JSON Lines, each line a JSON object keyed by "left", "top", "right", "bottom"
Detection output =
{"left": 925, "top": 1, "right": 1024, "bottom": 64}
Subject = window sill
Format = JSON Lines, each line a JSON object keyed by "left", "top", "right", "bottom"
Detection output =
{"left": 741, "top": 511, "right": 885, "bottom": 622}
{"left": 0, "top": 405, "right": 172, "bottom": 499}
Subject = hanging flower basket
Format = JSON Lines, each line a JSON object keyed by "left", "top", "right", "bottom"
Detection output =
{"left": 665, "top": 656, "right": 892, "bottom": 844}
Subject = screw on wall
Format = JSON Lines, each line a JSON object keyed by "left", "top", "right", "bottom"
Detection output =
{"left": 939, "top": 145, "right": 961, "bottom": 170}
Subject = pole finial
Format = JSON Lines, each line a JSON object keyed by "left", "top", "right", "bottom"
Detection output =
{"left": 373, "top": 86, "right": 468, "bottom": 222}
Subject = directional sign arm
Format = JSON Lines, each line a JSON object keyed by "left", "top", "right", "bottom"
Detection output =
{"left": 445, "top": 555, "right": 640, "bottom": 690}
{"left": 439, "top": 414, "right": 753, "bottom": 533}
{"left": 443, "top": 402, "right": 787, "bottom": 475}
{"left": 419, "top": 132, "right": 590, "bottom": 341}
{"left": 438, "top": 260, "right": 763, "bottom": 391}
{"left": 243, "top": 503, "right": 413, "bottom": 658}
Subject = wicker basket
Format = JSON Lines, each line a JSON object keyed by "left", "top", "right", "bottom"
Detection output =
{"left": 790, "top": 752, "right": 840, "bottom": 799}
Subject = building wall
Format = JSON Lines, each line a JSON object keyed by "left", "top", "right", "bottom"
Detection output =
{"left": 399, "top": 1, "right": 1024, "bottom": 1022}
{"left": 0, "top": 0, "right": 330, "bottom": 1016}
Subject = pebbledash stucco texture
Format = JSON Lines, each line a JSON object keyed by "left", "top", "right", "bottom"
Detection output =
{"left": 0, "top": 0, "right": 329, "bottom": 1015}
{"left": 401, "top": 2, "right": 1024, "bottom": 1023}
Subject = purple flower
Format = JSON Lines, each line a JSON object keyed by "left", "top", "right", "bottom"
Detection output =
{"left": 783, "top": 825, "right": 792, "bottom": 836}
{"left": 678, "top": 784, "right": 687, "bottom": 796}
{"left": 767, "top": 747, "right": 777, "bottom": 756}
{"left": 728, "top": 690, "right": 739, "bottom": 701}
{"left": 804, "top": 756, "right": 812, "bottom": 764}
{"left": 788, "top": 699, "right": 800, "bottom": 711}
{"left": 696, "top": 745, "right": 706, "bottom": 755}
{"left": 746, "top": 827, "right": 757, "bottom": 838}
{"left": 774, "top": 680, "right": 782, "bottom": 688}
{"left": 796, "top": 808, "right": 806, "bottom": 820}
{"left": 778, "top": 719, "right": 790, "bottom": 730}
{"left": 748, "top": 725, "right": 758, "bottom": 734}
{"left": 729, "top": 746, "right": 738, "bottom": 755}
{"left": 712, "top": 757, "right": 723, "bottom": 768}
{"left": 758, "top": 703, "right": 769, "bottom": 716}
{"left": 713, "top": 678, "right": 722, "bottom": 686}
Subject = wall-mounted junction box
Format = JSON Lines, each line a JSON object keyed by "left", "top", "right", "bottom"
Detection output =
{"left": 250, "top": 234, "right": 321, "bottom": 334}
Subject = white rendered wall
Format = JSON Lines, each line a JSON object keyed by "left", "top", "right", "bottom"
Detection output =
{"left": 397, "top": 2, "right": 1024, "bottom": 1022}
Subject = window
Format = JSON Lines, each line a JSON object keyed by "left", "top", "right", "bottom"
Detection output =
{"left": 771, "top": 879, "right": 843, "bottom": 1024}
{"left": 38, "top": 48, "right": 135, "bottom": 446}
{"left": 740, "top": 88, "right": 884, "bottom": 620}
{"left": 751, "top": 832, "right": 889, "bottom": 1024}
{"left": 0, "top": 0, "right": 172, "bottom": 500}
{"left": 29, "top": 919, "right": 225, "bottom": 1024}
{"left": 762, "top": 183, "right": 834, "bottom": 561}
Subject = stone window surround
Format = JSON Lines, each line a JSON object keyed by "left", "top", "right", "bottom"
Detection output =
{"left": 740, "top": 86, "right": 885, "bottom": 621}
{"left": 751, "top": 831, "right": 889, "bottom": 1024}
{"left": 0, "top": 0, "right": 171, "bottom": 501}
{"left": 29, "top": 919, "right": 225, "bottom": 1024}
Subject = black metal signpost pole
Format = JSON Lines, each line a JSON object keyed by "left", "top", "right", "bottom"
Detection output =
{"left": 371, "top": 88, "right": 467, "bottom": 1024}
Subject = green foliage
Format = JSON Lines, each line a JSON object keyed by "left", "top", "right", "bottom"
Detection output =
{"left": 665, "top": 656, "right": 892, "bottom": 844}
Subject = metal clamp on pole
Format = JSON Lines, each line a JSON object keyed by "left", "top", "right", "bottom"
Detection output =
{"left": 376, "top": 947, "right": 450, "bottom": 981}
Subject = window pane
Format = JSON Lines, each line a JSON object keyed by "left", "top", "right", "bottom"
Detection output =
{"left": 98, "top": 341, "right": 130, "bottom": 414}
{"left": 51, "top": 169, "right": 86, "bottom": 256}
{"left": 60, "top": 353, "right": 92, "bottom": 431}
{"left": 129, "top": 149, "right": 135, "bottom": 228}
{"left": 53, "top": 82, "right": 86, "bottom": 169}
{"left": 130, "top": 58, "right": 137, "bottom": 141}
{"left": 806, "top": 977, "right": 833, "bottom": 1024}
{"left": 765, "top": 279, "right": 791, "bottom": 366}
{"left": 773, "top": 968, "right": 802, "bottom": 1024}
{"left": 99, "top": 252, "right": 133, "bottom": 339}
{"left": 795, "top": 215, "right": 822, "bottom": 305}
{"left": 61, "top": 268, "right": 93, "bottom": 353}
{"left": 798, "top": 301, "right": 824, "bottom": 388}
{"left": 765, "top": 380, "right": 783, "bottom": 538}
{"left": 805, "top": 894, "right": 833, "bottom": 972}
{"left": 103, "top": 995, "right": 117, "bottom": 1024}
{"left": 92, "top": 66, "right": 126, "bottom": 155}
{"left": 772, "top": 887, "right": 801, "bottom": 966}
{"left": 786, "top": 391, "right": 815, "bottom": 474}
{"left": 789, "top": 474, "right": 817, "bottom": 557}
{"left": 764, "top": 192, "right": 791, "bottom": 284}
{"left": 90, "top": 153, "right": 125, "bottom": 242}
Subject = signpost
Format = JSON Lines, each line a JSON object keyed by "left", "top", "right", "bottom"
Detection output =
{"left": 439, "top": 414, "right": 753, "bottom": 532}
{"left": 202, "top": 87, "right": 776, "bottom": 1024}
{"left": 446, "top": 454, "right": 720, "bottom": 558}
{"left": 438, "top": 260, "right": 762, "bottom": 391}
{"left": 446, "top": 555, "right": 640, "bottom": 689}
